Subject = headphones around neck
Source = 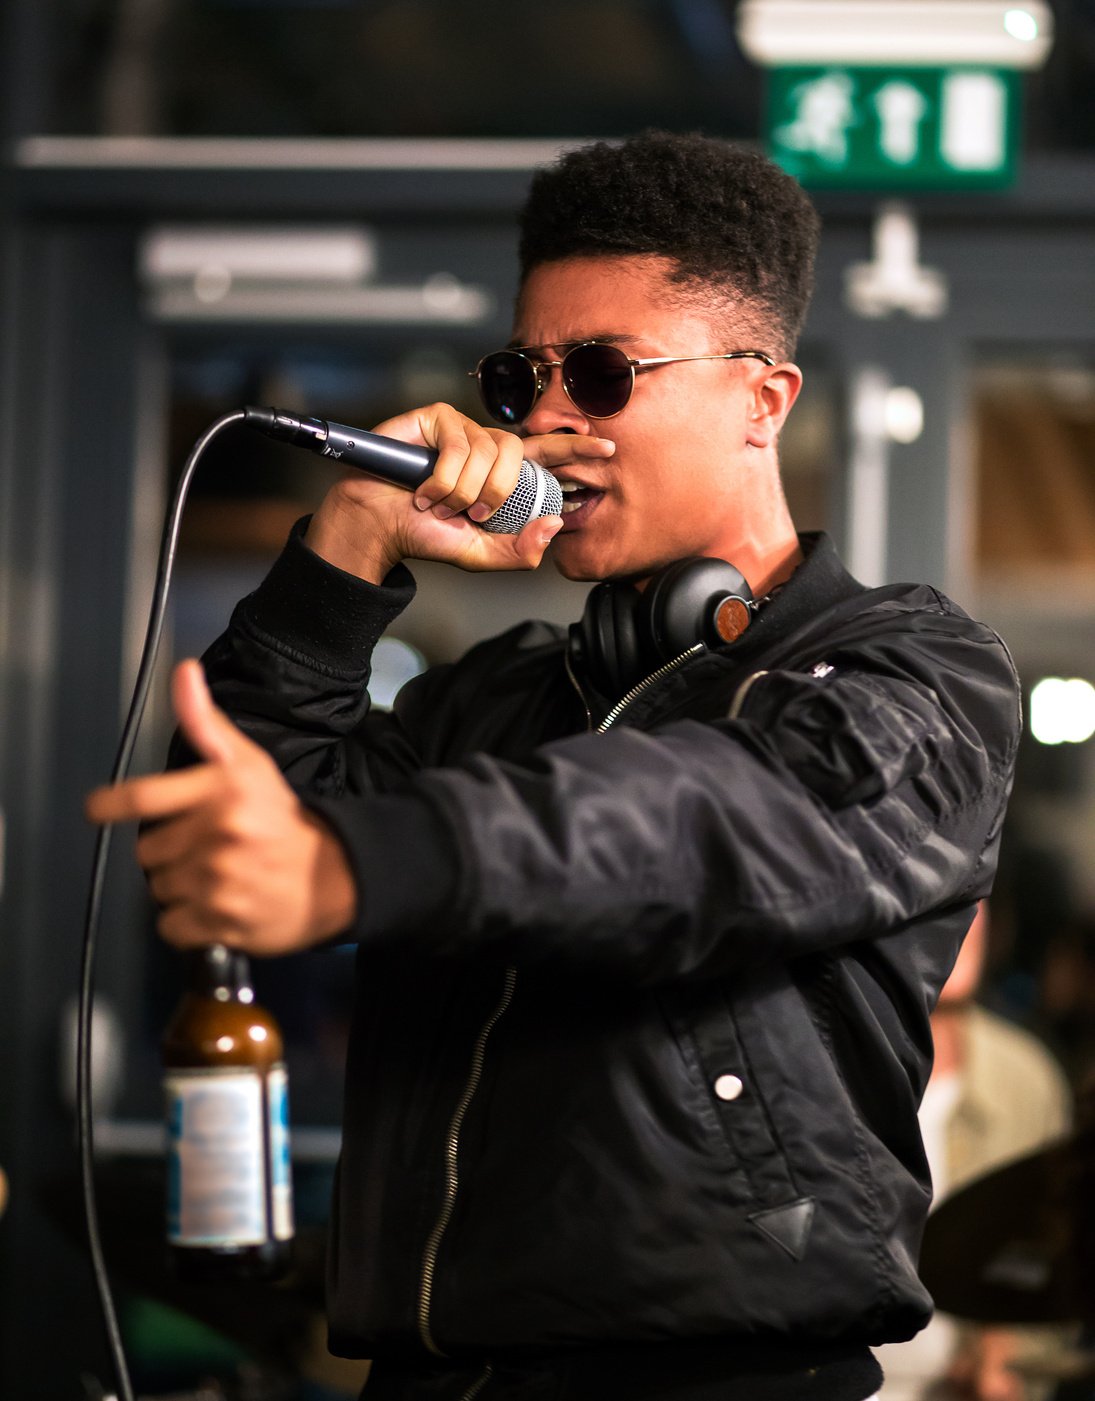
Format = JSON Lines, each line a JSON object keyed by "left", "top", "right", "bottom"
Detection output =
{"left": 568, "top": 557, "right": 754, "bottom": 700}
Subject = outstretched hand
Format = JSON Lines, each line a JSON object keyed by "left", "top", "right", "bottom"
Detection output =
{"left": 85, "top": 660, "right": 357, "bottom": 955}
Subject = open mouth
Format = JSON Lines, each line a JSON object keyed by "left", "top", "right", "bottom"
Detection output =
{"left": 558, "top": 480, "right": 605, "bottom": 523}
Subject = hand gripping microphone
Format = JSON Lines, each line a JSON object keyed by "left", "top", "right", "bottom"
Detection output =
{"left": 244, "top": 406, "right": 563, "bottom": 534}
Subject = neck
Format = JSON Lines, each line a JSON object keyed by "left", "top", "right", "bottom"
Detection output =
{"left": 720, "top": 503, "right": 803, "bottom": 601}
{"left": 749, "top": 531, "right": 804, "bottom": 601}
{"left": 714, "top": 458, "right": 804, "bottom": 599}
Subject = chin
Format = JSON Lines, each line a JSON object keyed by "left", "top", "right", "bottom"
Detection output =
{"left": 550, "top": 546, "right": 660, "bottom": 587}
{"left": 549, "top": 522, "right": 681, "bottom": 584}
{"left": 548, "top": 538, "right": 611, "bottom": 583}
{"left": 551, "top": 555, "right": 602, "bottom": 584}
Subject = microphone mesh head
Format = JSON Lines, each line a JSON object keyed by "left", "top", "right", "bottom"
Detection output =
{"left": 481, "top": 459, "right": 563, "bottom": 535}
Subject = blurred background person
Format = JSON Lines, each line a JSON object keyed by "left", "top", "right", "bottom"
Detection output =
{"left": 875, "top": 901, "right": 1073, "bottom": 1401}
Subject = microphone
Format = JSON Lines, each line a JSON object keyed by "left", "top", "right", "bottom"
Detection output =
{"left": 244, "top": 406, "right": 563, "bottom": 535}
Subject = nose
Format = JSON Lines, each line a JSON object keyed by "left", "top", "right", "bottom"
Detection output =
{"left": 523, "top": 362, "right": 593, "bottom": 436}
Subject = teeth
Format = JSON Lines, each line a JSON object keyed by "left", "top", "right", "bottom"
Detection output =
{"left": 558, "top": 479, "right": 599, "bottom": 514}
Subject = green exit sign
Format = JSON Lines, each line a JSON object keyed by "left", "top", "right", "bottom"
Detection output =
{"left": 766, "top": 65, "right": 1019, "bottom": 189}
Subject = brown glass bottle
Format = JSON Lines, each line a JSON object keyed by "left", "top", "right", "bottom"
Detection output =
{"left": 162, "top": 944, "right": 294, "bottom": 1281}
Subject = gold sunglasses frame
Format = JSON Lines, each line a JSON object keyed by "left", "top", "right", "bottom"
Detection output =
{"left": 470, "top": 342, "right": 776, "bottom": 424}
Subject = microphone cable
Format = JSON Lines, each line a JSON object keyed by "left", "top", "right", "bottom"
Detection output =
{"left": 77, "top": 410, "right": 245, "bottom": 1401}
{"left": 78, "top": 401, "right": 543, "bottom": 1394}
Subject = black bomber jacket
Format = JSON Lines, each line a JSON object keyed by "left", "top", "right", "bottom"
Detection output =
{"left": 190, "top": 528, "right": 1021, "bottom": 1376}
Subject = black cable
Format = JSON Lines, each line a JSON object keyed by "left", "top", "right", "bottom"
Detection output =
{"left": 77, "top": 410, "right": 246, "bottom": 1401}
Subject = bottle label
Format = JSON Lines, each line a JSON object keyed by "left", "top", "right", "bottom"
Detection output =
{"left": 267, "top": 1066, "right": 294, "bottom": 1242}
{"left": 166, "top": 1068, "right": 277, "bottom": 1247}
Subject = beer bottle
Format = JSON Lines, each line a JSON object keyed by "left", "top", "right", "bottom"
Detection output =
{"left": 162, "top": 944, "right": 294, "bottom": 1280}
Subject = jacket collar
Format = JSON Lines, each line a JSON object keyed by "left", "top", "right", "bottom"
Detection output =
{"left": 743, "top": 532, "right": 867, "bottom": 647}
{"left": 703, "top": 532, "right": 867, "bottom": 678}
{"left": 573, "top": 534, "right": 868, "bottom": 728}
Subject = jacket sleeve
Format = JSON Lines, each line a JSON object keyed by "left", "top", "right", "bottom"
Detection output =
{"left": 193, "top": 527, "right": 1021, "bottom": 985}
{"left": 311, "top": 604, "right": 1022, "bottom": 985}
{"left": 173, "top": 518, "right": 449, "bottom": 795}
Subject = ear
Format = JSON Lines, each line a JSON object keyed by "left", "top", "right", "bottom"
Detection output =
{"left": 745, "top": 363, "right": 803, "bottom": 450}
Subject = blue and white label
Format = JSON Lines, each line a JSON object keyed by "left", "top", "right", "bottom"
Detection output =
{"left": 267, "top": 1066, "right": 294, "bottom": 1241}
{"left": 166, "top": 1069, "right": 268, "bottom": 1247}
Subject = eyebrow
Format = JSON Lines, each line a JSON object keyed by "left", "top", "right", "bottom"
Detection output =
{"left": 505, "top": 334, "right": 645, "bottom": 355}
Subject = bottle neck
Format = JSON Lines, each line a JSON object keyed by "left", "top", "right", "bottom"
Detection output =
{"left": 186, "top": 944, "right": 255, "bottom": 1001}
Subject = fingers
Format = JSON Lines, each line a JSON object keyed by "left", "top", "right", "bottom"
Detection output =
{"left": 145, "top": 845, "right": 247, "bottom": 924}
{"left": 135, "top": 806, "right": 201, "bottom": 869}
{"left": 86, "top": 764, "right": 222, "bottom": 825}
{"left": 147, "top": 853, "right": 213, "bottom": 911}
{"left": 157, "top": 902, "right": 238, "bottom": 950}
{"left": 412, "top": 416, "right": 523, "bottom": 524}
{"left": 453, "top": 513, "right": 564, "bottom": 574}
{"left": 523, "top": 432, "right": 616, "bottom": 468}
{"left": 511, "top": 515, "right": 565, "bottom": 569}
{"left": 153, "top": 868, "right": 254, "bottom": 948}
{"left": 85, "top": 661, "right": 265, "bottom": 827}
{"left": 172, "top": 659, "right": 254, "bottom": 766}
{"left": 141, "top": 805, "right": 357, "bottom": 956}
{"left": 372, "top": 404, "right": 614, "bottom": 526}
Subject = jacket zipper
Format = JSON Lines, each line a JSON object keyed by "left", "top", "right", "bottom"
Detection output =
{"left": 594, "top": 643, "right": 706, "bottom": 734}
{"left": 416, "top": 646, "right": 706, "bottom": 1363}
{"left": 459, "top": 1364, "right": 494, "bottom": 1400}
{"left": 417, "top": 967, "right": 517, "bottom": 1357}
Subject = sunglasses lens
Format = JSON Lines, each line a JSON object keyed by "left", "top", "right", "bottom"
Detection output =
{"left": 563, "top": 343, "right": 633, "bottom": 418}
{"left": 477, "top": 351, "right": 537, "bottom": 425}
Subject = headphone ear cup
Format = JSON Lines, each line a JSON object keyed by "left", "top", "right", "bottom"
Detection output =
{"left": 641, "top": 558, "right": 754, "bottom": 660}
{"left": 571, "top": 560, "right": 752, "bottom": 698}
{"left": 608, "top": 582, "right": 645, "bottom": 694}
{"left": 572, "top": 581, "right": 645, "bottom": 697}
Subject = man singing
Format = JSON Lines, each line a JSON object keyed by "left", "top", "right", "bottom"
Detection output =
{"left": 89, "top": 131, "right": 1021, "bottom": 1400}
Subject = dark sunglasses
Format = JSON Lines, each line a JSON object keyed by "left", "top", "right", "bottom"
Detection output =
{"left": 471, "top": 341, "right": 775, "bottom": 426}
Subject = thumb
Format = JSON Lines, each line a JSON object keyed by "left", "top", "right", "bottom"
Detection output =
{"left": 172, "top": 659, "right": 252, "bottom": 766}
{"left": 511, "top": 514, "right": 563, "bottom": 569}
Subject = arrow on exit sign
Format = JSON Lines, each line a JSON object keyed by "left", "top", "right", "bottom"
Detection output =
{"left": 766, "top": 65, "right": 1019, "bottom": 189}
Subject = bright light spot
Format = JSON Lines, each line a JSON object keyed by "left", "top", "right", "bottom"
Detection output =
{"left": 193, "top": 264, "right": 232, "bottom": 303}
{"left": 216, "top": 1035, "right": 234, "bottom": 1052}
{"left": 1004, "top": 9, "right": 1039, "bottom": 41}
{"left": 248, "top": 1025, "right": 268, "bottom": 1043}
{"left": 884, "top": 386, "right": 924, "bottom": 444}
{"left": 238, "top": 987, "right": 254, "bottom": 1004}
{"left": 1030, "top": 677, "right": 1095, "bottom": 745}
{"left": 369, "top": 637, "right": 428, "bottom": 710}
{"left": 422, "top": 271, "right": 464, "bottom": 312}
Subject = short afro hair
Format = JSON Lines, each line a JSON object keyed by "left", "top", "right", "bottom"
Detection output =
{"left": 518, "top": 130, "right": 821, "bottom": 358}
